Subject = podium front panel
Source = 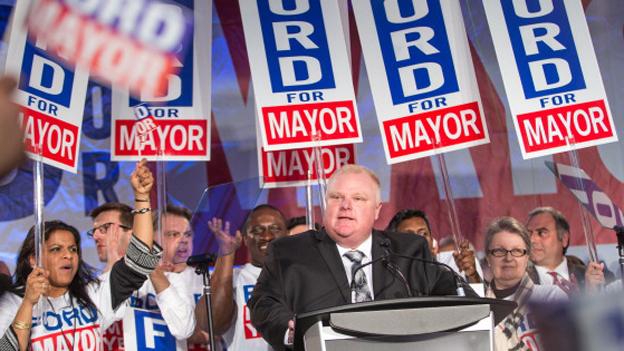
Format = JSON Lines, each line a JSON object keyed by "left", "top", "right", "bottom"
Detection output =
{"left": 323, "top": 330, "right": 489, "bottom": 351}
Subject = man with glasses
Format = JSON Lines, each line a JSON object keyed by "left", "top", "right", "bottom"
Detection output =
{"left": 90, "top": 203, "right": 196, "bottom": 350}
{"left": 196, "top": 204, "right": 287, "bottom": 351}
{"left": 89, "top": 202, "right": 134, "bottom": 273}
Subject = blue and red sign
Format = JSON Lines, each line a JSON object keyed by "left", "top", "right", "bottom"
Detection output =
{"left": 111, "top": 0, "right": 211, "bottom": 161}
{"left": 352, "top": 0, "right": 489, "bottom": 164}
{"left": 240, "top": 0, "right": 362, "bottom": 151}
{"left": 5, "top": 0, "right": 89, "bottom": 173}
{"left": 25, "top": 0, "right": 194, "bottom": 98}
{"left": 483, "top": 0, "right": 618, "bottom": 158}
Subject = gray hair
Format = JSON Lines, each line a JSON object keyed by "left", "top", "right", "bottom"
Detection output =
{"left": 527, "top": 206, "right": 570, "bottom": 242}
{"left": 484, "top": 217, "right": 531, "bottom": 255}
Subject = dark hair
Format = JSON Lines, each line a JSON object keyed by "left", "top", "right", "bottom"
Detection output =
{"left": 153, "top": 204, "right": 193, "bottom": 230}
{"left": 0, "top": 273, "right": 12, "bottom": 297}
{"left": 14, "top": 220, "right": 98, "bottom": 310}
{"left": 90, "top": 202, "right": 133, "bottom": 228}
{"left": 286, "top": 216, "right": 320, "bottom": 231}
{"left": 386, "top": 209, "right": 432, "bottom": 233}
{"left": 527, "top": 206, "right": 570, "bottom": 253}
{"left": 242, "top": 204, "right": 285, "bottom": 234}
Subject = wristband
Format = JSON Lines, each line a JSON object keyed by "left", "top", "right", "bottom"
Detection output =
{"left": 131, "top": 207, "right": 152, "bottom": 215}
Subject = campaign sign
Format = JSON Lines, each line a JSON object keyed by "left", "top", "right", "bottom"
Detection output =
{"left": 4, "top": 0, "right": 88, "bottom": 173}
{"left": 482, "top": 0, "right": 618, "bottom": 159}
{"left": 352, "top": 0, "right": 489, "bottom": 164}
{"left": 111, "top": 0, "right": 211, "bottom": 161}
{"left": 239, "top": 0, "right": 362, "bottom": 151}
{"left": 545, "top": 161, "right": 624, "bottom": 229}
{"left": 123, "top": 309, "right": 176, "bottom": 351}
{"left": 25, "top": 0, "right": 193, "bottom": 98}
{"left": 258, "top": 141, "right": 356, "bottom": 188}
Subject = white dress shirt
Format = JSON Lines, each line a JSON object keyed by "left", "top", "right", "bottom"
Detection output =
{"left": 535, "top": 257, "right": 570, "bottom": 284}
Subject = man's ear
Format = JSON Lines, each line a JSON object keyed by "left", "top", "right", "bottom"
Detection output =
{"left": 374, "top": 202, "right": 382, "bottom": 221}
{"left": 562, "top": 231, "right": 570, "bottom": 249}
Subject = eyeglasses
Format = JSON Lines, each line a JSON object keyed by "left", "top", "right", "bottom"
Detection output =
{"left": 87, "top": 222, "right": 131, "bottom": 237}
{"left": 488, "top": 248, "right": 528, "bottom": 257}
{"left": 248, "top": 225, "right": 285, "bottom": 237}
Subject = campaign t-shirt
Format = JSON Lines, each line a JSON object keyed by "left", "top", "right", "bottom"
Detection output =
{"left": 223, "top": 263, "right": 272, "bottom": 351}
{"left": 0, "top": 277, "right": 123, "bottom": 351}
{"left": 121, "top": 268, "right": 196, "bottom": 351}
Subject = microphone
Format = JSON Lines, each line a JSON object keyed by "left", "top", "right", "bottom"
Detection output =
{"left": 186, "top": 253, "right": 217, "bottom": 267}
{"left": 384, "top": 246, "right": 467, "bottom": 297}
{"left": 349, "top": 253, "right": 388, "bottom": 303}
{"left": 379, "top": 239, "right": 412, "bottom": 297}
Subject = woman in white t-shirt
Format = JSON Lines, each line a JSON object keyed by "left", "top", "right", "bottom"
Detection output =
{"left": 0, "top": 160, "right": 162, "bottom": 351}
{"left": 483, "top": 217, "right": 567, "bottom": 351}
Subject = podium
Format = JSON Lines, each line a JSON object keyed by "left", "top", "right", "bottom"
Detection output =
{"left": 295, "top": 296, "right": 516, "bottom": 351}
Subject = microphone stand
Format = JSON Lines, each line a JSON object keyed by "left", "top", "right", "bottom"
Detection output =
{"left": 194, "top": 260, "right": 217, "bottom": 351}
{"left": 614, "top": 226, "right": 624, "bottom": 289}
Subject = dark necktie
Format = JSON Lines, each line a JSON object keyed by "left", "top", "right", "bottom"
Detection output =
{"left": 344, "top": 250, "right": 373, "bottom": 303}
{"left": 548, "top": 271, "right": 577, "bottom": 296}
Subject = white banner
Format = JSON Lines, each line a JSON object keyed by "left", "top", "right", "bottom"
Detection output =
{"left": 482, "top": 0, "right": 617, "bottom": 159}
{"left": 240, "top": 0, "right": 362, "bottom": 151}
{"left": 111, "top": 0, "right": 212, "bottom": 161}
{"left": 5, "top": 0, "right": 89, "bottom": 173}
{"left": 352, "top": 0, "right": 489, "bottom": 164}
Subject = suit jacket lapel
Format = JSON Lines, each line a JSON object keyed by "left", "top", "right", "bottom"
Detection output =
{"left": 371, "top": 230, "right": 389, "bottom": 298}
{"left": 315, "top": 230, "right": 350, "bottom": 303}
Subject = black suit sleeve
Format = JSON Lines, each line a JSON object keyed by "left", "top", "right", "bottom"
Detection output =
{"left": 109, "top": 234, "right": 163, "bottom": 309}
{"left": 249, "top": 243, "right": 293, "bottom": 350}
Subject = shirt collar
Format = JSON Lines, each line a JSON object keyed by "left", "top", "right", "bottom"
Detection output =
{"left": 535, "top": 256, "right": 570, "bottom": 279}
{"left": 336, "top": 234, "right": 373, "bottom": 258}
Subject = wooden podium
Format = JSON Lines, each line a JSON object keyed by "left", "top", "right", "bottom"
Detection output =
{"left": 294, "top": 296, "right": 516, "bottom": 351}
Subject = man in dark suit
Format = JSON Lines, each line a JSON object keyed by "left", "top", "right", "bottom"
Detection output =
{"left": 526, "top": 206, "right": 612, "bottom": 294}
{"left": 249, "top": 164, "right": 476, "bottom": 350}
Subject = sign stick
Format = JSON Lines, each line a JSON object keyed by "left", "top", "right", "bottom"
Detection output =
{"left": 566, "top": 137, "right": 598, "bottom": 263}
{"left": 435, "top": 142, "right": 462, "bottom": 250}
{"left": 313, "top": 133, "right": 327, "bottom": 217}
{"left": 305, "top": 170, "right": 315, "bottom": 230}
{"left": 32, "top": 143, "right": 45, "bottom": 321}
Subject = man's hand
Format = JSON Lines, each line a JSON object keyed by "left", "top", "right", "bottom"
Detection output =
{"left": 208, "top": 217, "right": 242, "bottom": 256}
{"left": 150, "top": 261, "right": 174, "bottom": 293}
{"left": 452, "top": 240, "right": 481, "bottom": 283}
{"left": 131, "top": 159, "right": 154, "bottom": 197}
{"left": 0, "top": 76, "right": 23, "bottom": 179}
{"left": 287, "top": 320, "right": 295, "bottom": 345}
{"left": 585, "top": 261, "right": 605, "bottom": 292}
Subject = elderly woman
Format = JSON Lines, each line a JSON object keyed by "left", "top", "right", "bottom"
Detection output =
{"left": 484, "top": 217, "right": 567, "bottom": 351}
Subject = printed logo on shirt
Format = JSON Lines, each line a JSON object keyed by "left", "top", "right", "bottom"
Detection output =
{"left": 242, "top": 284, "right": 261, "bottom": 340}
{"left": 102, "top": 320, "right": 125, "bottom": 350}
{"left": 518, "top": 312, "right": 541, "bottom": 350}
{"left": 31, "top": 324, "right": 101, "bottom": 351}
{"left": 32, "top": 305, "right": 98, "bottom": 331}
{"left": 130, "top": 293, "right": 159, "bottom": 310}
